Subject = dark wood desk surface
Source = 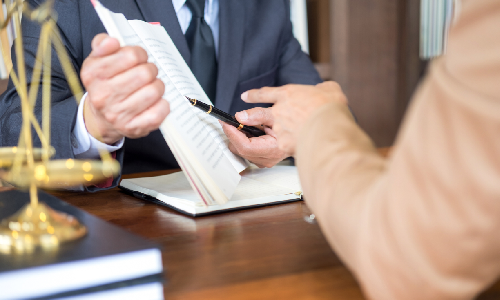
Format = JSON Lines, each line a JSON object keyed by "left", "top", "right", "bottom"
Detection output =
{"left": 46, "top": 170, "right": 500, "bottom": 300}
{"left": 2, "top": 147, "right": 498, "bottom": 299}
{"left": 48, "top": 169, "right": 365, "bottom": 300}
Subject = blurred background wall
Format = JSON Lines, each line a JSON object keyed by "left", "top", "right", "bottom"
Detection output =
{"left": 306, "top": 0, "right": 425, "bottom": 147}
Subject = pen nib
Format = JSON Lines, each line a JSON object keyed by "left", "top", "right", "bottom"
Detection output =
{"left": 185, "top": 96, "right": 196, "bottom": 106}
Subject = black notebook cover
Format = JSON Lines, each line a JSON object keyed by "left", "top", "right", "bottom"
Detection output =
{"left": 0, "top": 190, "right": 163, "bottom": 300}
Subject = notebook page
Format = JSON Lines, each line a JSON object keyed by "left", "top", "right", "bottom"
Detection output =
{"left": 122, "top": 171, "right": 298, "bottom": 203}
{"left": 128, "top": 20, "right": 248, "bottom": 174}
{"left": 122, "top": 172, "right": 201, "bottom": 203}
{"left": 230, "top": 177, "right": 297, "bottom": 201}
{"left": 241, "top": 166, "right": 302, "bottom": 191}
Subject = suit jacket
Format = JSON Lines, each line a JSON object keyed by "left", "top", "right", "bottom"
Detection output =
{"left": 296, "top": 0, "right": 500, "bottom": 299}
{"left": 0, "top": 0, "right": 321, "bottom": 182}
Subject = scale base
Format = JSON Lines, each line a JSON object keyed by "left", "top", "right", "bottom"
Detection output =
{"left": 0, "top": 202, "right": 87, "bottom": 254}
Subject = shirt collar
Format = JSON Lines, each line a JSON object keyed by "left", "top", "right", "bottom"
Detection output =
{"left": 172, "top": 0, "right": 186, "bottom": 14}
{"left": 172, "top": 0, "right": 214, "bottom": 14}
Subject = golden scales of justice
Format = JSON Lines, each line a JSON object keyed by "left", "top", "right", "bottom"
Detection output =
{"left": 0, "top": 0, "right": 120, "bottom": 254}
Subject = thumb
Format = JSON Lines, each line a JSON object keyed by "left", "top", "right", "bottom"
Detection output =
{"left": 90, "top": 33, "right": 121, "bottom": 57}
{"left": 220, "top": 121, "right": 250, "bottom": 151}
{"left": 235, "top": 107, "right": 274, "bottom": 127}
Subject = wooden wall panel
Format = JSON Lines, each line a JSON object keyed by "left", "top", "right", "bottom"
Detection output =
{"left": 307, "top": 0, "right": 331, "bottom": 64}
{"left": 329, "top": 0, "right": 421, "bottom": 147}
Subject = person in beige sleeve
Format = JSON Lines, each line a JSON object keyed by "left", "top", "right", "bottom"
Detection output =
{"left": 223, "top": 0, "right": 500, "bottom": 298}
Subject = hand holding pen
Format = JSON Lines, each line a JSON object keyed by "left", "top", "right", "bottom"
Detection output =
{"left": 186, "top": 96, "right": 266, "bottom": 137}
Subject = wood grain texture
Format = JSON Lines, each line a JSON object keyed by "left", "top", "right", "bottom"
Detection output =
{"left": 329, "top": 0, "right": 422, "bottom": 147}
{"left": 43, "top": 163, "right": 498, "bottom": 299}
{"left": 307, "top": 0, "right": 331, "bottom": 65}
{"left": 47, "top": 169, "right": 364, "bottom": 299}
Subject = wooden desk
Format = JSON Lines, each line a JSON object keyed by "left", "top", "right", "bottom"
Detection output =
{"left": 1, "top": 147, "right": 498, "bottom": 299}
{"left": 48, "top": 170, "right": 365, "bottom": 300}
{"left": 45, "top": 169, "right": 500, "bottom": 300}
{"left": 32, "top": 146, "right": 493, "bottom": 300}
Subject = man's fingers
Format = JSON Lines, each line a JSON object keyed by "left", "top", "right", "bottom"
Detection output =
{"left": 90, "top": 34, "right": 121, "bottom": 57}
{"left": 82, "top": 46, "right": 149, "bottom": 82}
{"left": 241, "top": 86, "right": 284, "bottom": 104}
{"left": 123, "top": 98, "right": 170, "bottom": 138}
{"left": 106, "top": 63, "right": 159, "bottom": 102}
{"left": 221, "top": 121, "right": 250, "bottom": 149}
{"left": 91, "top": 34, "right": 108, "bottom": 50}
{"left": 104, "top": 78, "right": 165, "bottom": 126}
{"left": 235, "top": 107, "right": 274, "bottom": 127}
{"left": 227, "top": 142, "right": 242, "bottom": 157}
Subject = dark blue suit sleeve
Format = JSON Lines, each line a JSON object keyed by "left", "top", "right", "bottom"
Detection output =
{"left": 277, "top": 0, "right": 322, "bottom": 86}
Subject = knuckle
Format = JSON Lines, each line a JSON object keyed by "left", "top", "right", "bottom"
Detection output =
{"left": 155, "top": 79, "right": 165, "bottom": 95}
{"left": 258, "top": 107, "right": 270, "bottom": 118}
{"left": 135, "top": 128, "right": 147, "bottom": 138}
{"left": 141, "top": 85, "right": 155, "bottom": 101}
{"left": 104, "top": 111, "right": 117, "bottom": 124}
{"left": 137, "top": 65, "right": 155, "bottom": 85}
{"left": 135, "top": 46, "right": 148, "bottom": 61}
{"left": 151, "top": 112, "right": 164, "bottom": 127}
{"left": 125, "top": 127, "right": 140, "bottom": 138}
{"left": 148, "top": 63, "right": 159, "bottom": 78}
{"left": 161, "top": 101, "right": 170, "bottom": 116}
{"left": 263, "top": 162, "right": 274, "bottom": 168}
{"left": 144, "top": 85, "right": 161, "bottom": 101}
{"left": 80, "top": 67, "right": 93, "bottom": 85}
{"left": 89, "top": 95, "right": 105, "bottom": 110}
{"left": 281, "top": 86, "right": 293, "bottom": 98}
{"left": 238, "top": 144, "right": 251, "bottom": 156}
{"left": 152, "top": 82, "right": 165, "bottom": 99}
{"left": 123, "top": 47, "right": 142, "bottom": 65}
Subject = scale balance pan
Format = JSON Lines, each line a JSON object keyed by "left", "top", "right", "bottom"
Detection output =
{"left": 0, "top": 159, "right": 120, "bottom": 189}
{"left": 0, "top": 147, "right": 55, "bottom": 169}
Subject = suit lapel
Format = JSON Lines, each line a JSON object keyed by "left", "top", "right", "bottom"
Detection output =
{"left": 215, "top": 0, "right": 245, "bottom": 113}
{"left": 133, "top": 0, "right": 191, "bottom": 63}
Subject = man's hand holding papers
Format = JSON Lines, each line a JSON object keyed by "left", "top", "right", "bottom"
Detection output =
{"left": 81, "top": 34, "right": 170, "bottom": 145}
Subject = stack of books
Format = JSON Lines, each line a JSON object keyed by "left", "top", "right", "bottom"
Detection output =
{"left": 420, "top": 0, "right": 455, "bottom": 59}
{"left": 0, "top": 191, "right": 164, "bottom": 300}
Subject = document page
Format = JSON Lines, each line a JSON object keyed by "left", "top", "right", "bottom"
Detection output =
{"left": 128, "top": 21, "right": 241, "bottom": 200}
{"left": 129, "top": 21, "right": 247, "bottom": 174}
{"left": 93, "top": 1, "right": 242, "bottom": 202}
{"left": 123, "top": 171, "right": 299, "bottom": 203}
{"left": 242, "top": 166, "right": 302, "bottom": 191}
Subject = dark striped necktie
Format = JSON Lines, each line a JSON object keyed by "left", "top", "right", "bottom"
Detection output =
{"left": 185, "top": 0, "right": 218, "bottom": 104}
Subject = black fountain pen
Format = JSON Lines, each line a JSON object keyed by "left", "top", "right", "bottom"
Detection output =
{"left": 186, "top": 96, "right": 266, "bottom": 137}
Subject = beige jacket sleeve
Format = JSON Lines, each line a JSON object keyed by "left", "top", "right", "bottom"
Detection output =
{"left": 295, "top": 0, "right": 500, "bottom": 299}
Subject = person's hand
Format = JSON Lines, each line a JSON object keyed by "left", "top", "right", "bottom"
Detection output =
{"left": 80, "top": 34, "right": 170, "bottom": 145}
{"left": 242, "top": 82, "right": 348, "bottom": 156}
{"left": 220, "top": 107, "right": 288, "bottom": 168}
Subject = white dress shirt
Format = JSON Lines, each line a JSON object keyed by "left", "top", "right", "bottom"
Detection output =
{"left": 73, "top": 0, "right": 219, "bottom": 159}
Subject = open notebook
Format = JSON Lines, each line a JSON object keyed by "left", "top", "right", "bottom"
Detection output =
{"left": 120, "top": 166, "right": 303, "bottom": 216}
{"left": 92, "top": 0, "right": 247, "bottom": 206}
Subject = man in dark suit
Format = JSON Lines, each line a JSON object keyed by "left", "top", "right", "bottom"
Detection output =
{"left": 0, "top": 0, "right": 321, "bottom": 189}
